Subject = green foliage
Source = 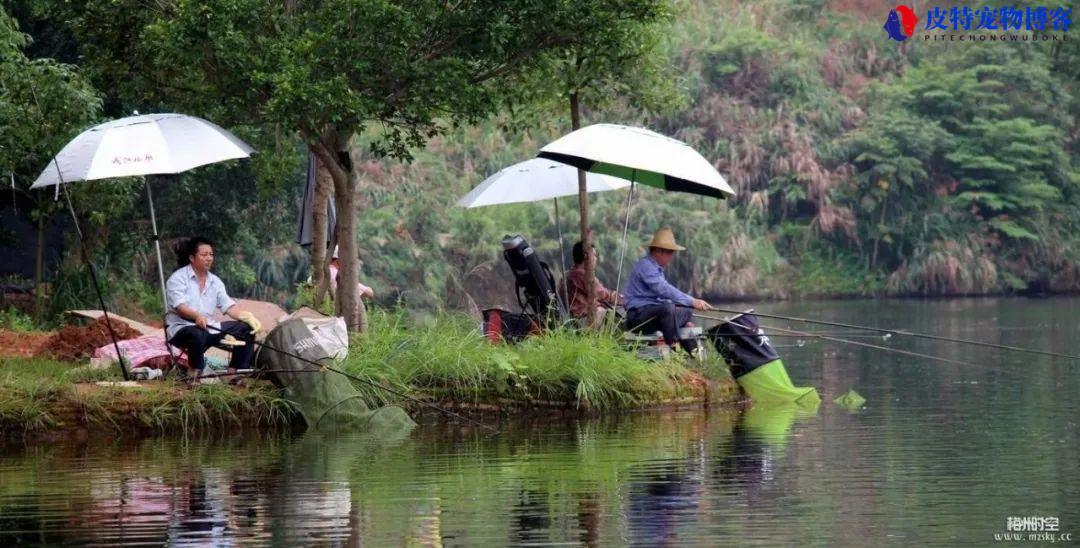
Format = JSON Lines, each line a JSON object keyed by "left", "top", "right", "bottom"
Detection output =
{"left": 847, "top": 45, "right": 1078, "bottom": 292}
{"left": 9, "top": 0, "right": 1080, "bottom": 308}
{"left": 516, "top": 0, "right": 682, "bottom": 124}
{"left": 789, "top": 245, "right": 883, "bottom": 297}
{"left": 293, "top": 281, "right": 336, "bottom": 316}
{"left": 0, "top": 307, "right": 39, "bottom": 332}
{"left": 0, "top": 9, "right": 100, "bottom": 178}
{"left": 885, "top": 236, "right": 999, "bottom": 295}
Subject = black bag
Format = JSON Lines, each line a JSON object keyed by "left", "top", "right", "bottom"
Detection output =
{"left": 501, "top": 234, "right": 567, "bottom": 325}
{"left": 707, "top": 313, "right": 780, "bottom": 378}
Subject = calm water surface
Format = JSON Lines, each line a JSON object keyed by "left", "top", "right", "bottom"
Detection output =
{"left": 2, "top": 298, "right": 1078, "bottom": 546}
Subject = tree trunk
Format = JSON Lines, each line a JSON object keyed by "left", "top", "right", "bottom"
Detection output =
{"left": 335, "top": 166, "right": 360, "bottom": 331}
{"left": 310, "top": 156, "right": 334, "bottom": 307}
{"left": 570, "top": 92, "right": 597, "bottom": 328}
{"left": 310, "top": 132, "right": 361, "bottom": 332}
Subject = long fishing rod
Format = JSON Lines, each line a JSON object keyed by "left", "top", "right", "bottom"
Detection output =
{"left": 711, "top": 331, "right": 893, "bottom": 340}
{"left": 705, "top": 306, "right": 1080, "bottom": 362}
{"left": 693, "top": 311, "right": 972, "bottom": 366}
{"left": 202, "top": 325, "right": 500, "bottom": 433}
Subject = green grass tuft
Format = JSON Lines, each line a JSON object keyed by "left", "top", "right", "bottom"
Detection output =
{"left": 341, "top": 309, "right": 721, "bottom": 411}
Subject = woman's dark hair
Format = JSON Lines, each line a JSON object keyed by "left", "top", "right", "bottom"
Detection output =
{"left": 174, "top": 236, "right": 213, "bottom": 267}
{"left": 572, "top": 241, "right": 586, "bottom": 265}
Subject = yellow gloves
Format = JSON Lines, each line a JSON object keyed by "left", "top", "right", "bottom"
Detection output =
{"left": 238, "top": 311, "right": 262, "bottom": 334}
{"left": 220, "top": 334, "right": 247, "bottom": 347}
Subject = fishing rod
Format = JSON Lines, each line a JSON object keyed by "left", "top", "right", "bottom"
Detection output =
{"left": 704, "top": 306, "right": 1080, "bottom": 362}
{"left": 693, "top": 311, "right": 972, "bottom": 366}
{"left": 201, "top": 324, "right": 500, "bottom": 433}
{"left": 710, "top": 331, "right": 893, "bottom": 340}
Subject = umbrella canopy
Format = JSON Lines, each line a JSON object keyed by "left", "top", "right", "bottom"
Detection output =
{"left": 31, "top": 113, "right": 254, "bottom": 188}
{"left": 456, "top": 158, "right": 630, "bottom": 208}
{"left": 537, "top": 123, "right": 735, "bottom": 199}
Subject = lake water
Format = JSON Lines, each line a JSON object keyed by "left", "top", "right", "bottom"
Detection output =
{"left": 2, "top": 298, "right": 1078, "bottom": 546}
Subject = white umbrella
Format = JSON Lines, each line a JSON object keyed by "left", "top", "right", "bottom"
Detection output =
{"left": 537, "top": 123, "right": 734, "bottom": 296}
{"left": 31, "top": 113, "right": 254, "bottom": 188}
{"left": 537, "top": 123, "right": 734, "bottom": 199}
{"left": 458, "top": 158, "right": 633, "bottom": 303}
{"left": 31, "top": 113, "right": 255, "bottom": 379}
{"left": 456, "top": 158, "right": 629, "bottom": 208}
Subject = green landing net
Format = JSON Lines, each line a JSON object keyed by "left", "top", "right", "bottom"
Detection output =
{"left": 257, "top": 311, "right": 416, "bottom": 434}
{"left": 736, "top": 359, "right": 821, "bottom": 407}
{"left": 709, "top": 313, "right": 821, "bottom": 407}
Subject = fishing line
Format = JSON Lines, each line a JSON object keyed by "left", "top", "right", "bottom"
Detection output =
{"left": 705, "top": 307, "right": 1080, "bottom": 362}
{"left": 710, "top": 332, "right": 893, "bottom": 340}
{"left": 693, "top": 311, "right": 972, "bottom": 366}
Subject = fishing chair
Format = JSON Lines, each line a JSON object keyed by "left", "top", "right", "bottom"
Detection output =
{"left": 622, "top": 326, "right": 708, "bottom": 361}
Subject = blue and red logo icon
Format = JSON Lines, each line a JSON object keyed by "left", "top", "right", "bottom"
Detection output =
{"left": 884, "top": 5, "right": 919, "bottom": 41}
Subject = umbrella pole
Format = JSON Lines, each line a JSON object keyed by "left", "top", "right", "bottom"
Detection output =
{"left": 145, "top": 179, "right": 182, "bottom": 371}
{"left": 60, "top": 184, "right": 130, "bottom": 381}
{"left": 145, "top": 179, "right": 170, "bottom": 314}
{"left": 554, "top": 197, "right": 569, "bottom": 307}
{"left": 613, "top": 180, "right": 636, "bottom": 298}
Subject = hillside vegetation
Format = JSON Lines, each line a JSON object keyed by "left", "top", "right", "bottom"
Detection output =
{"left": 3, "top": 0, "right": 1078, "bottom": 317}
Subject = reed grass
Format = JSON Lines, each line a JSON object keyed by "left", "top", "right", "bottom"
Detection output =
{"left": 341, "top": 309, "right": 722, "bottom": 411}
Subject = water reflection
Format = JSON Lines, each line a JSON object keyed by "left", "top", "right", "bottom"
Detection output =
{"left": 1, "top": 298, "right": 1078, "bottom": 545}
{"left": 717, "top": 404, "right": 816, "bottom": 486}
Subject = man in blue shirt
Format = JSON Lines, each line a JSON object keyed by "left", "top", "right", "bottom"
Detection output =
{"left": 166, "top": 237, "right": 261, "bottom": 382}
{"left": 624, "top": 228, "right": 713, "bottom": 354}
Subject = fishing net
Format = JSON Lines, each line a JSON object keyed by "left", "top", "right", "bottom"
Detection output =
{"left": 256, "top": 309, "right": 416, "bottom": 434}
{"left": 735, "top": 360, "right": 820, "bottom": 406}
{"left": 834, "top": 388, "right": 866, "bottom": 410}
{"left": 708, "top": 313, "right": 820, "bottom": 406}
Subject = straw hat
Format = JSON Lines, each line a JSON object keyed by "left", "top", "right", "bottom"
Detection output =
{"left": 647, "top": 227, "right": 685, "bottom": 251}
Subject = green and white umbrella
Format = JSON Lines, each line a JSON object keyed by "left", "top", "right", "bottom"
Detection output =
{"left": 537, "top": 123, "right": 734, "bottom": 296}
{"left": 537, "top": 123, "right": 734, "bottom": 199}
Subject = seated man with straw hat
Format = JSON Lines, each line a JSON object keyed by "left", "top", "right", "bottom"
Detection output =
{"left": 624, "top": 227, "right": 713, "bottom": 355}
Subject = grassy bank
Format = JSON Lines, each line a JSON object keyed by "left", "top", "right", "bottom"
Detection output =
{"left": 0, "top": 310, "right": 742, "bottom": 435}
{"left": 0, "top": 358, "right": 297, "bottom": 435}
{"left": 342, "top": 310, "right": 739, "bottom": 413}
